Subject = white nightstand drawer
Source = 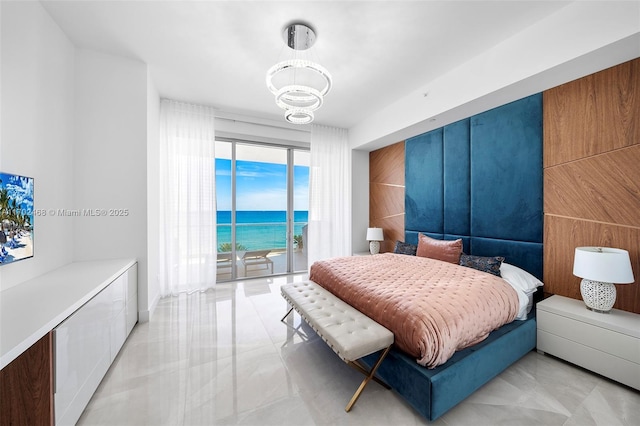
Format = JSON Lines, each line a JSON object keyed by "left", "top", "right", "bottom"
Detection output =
{"left": 536, "top": 295, "right": 640, "bottom": 390}
{"left": 538, "top": 330, "right": 640, "bottom": 390}
{"left": 537, "top": 310, "right": 640, "bottom": 364}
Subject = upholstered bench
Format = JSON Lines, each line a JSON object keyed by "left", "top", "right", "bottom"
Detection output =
{"left": 280, "top": 281, "right": 394, "bottom": 412}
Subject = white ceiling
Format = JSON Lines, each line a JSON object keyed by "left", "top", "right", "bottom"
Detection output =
{"left": 40, "top": 1, "right": 576, "bottom": 130}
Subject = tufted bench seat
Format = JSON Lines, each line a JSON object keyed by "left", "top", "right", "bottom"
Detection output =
{"left": 280, "top": 281, "right": 394, "bottom": 412}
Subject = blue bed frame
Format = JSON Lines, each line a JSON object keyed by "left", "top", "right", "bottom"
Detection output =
{"left": 361, "top": 94, "right": 544, "bottom": 421}
{"left": 363, "top": 312, "right": 537, "bottom": 421}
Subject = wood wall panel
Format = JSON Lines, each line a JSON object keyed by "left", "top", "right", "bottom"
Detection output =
{"left": 545, "top": 145, "right": 640, "bottom": 227}
{"left": 0, "top": 332, "right": 53, "bottom": 425}
{"left": 370, "top": 141, "right": 405, "bottom": 185}
{"left": 544, "top": 58, "right": 640, "bottom": 314}
{"left": 544, "top": 58, "right": 640, "bottom": 167}
{"left": 370, "top": 141, "right": 405, "bottom": 253}
{"left": 370, "top": 183, "right": 404, "bottom": 220}
{"left": 371, "top": 214, "right": 405, "bottom": 254}
{"left": 544, "top": 215, "right": 640, "bottom": 313}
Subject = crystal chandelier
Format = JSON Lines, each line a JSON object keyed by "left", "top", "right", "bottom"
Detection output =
{"left": 266, "top": 23, "right": 332, "bottom": 124}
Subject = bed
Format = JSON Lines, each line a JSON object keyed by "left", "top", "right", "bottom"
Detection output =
{"left": 312, "top": 94, "right": 544, "bottom": 419}
{"left": 310, "top": 252, "right": 527, "bottom": 368}
{"left": 308, "top": 246, "right": 542, "bottom": 420}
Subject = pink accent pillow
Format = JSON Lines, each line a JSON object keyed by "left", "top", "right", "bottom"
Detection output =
{"left": 416, "top": 234, "right": 463, "bottom": 264}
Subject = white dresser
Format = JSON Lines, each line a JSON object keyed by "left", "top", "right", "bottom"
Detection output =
{"left": 54, "top": 263, "right": 138, "bottom": 425}
{"left": 0, "top": 259, "right": 137, "bottom": 425}
{"left": 537, "top": 295, "right": 640, "bottom": 390}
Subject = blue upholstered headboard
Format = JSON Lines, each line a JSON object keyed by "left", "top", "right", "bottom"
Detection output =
{"left": 404, "top": 94, "right": 543, "bottom": 280}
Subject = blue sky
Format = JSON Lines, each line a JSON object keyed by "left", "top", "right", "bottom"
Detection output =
{"left": 215, "top": 159, "right": 309, "bottom": 211}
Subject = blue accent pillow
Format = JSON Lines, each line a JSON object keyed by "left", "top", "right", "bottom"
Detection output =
{"left": 394, "top": 241, "right": 417, "bottom": 256}
{"left": 459, "top": 254, "right": 504, "bottom": 276}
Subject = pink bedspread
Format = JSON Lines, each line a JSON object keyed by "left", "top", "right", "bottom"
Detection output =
{"left": 309, "top": 253, "right": 519, "bottom": 368}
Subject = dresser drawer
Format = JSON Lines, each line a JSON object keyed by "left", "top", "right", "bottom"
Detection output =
{"left": 537, "top": 309, "right": 639, "bottom": 364}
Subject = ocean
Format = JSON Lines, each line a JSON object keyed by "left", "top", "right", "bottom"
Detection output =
{"left": 217, "top": 211, "right": 308, "bottom": 251}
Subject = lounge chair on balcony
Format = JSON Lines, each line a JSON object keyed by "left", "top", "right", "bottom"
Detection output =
{"left": 241, "top": 249, "right": 274, "bottom": 275}
{"left": 217, "top": 252, "right": 234, "bottom": 276}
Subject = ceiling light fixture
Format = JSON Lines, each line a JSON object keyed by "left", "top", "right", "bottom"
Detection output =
{"left": 266, "top": 23, "right": 332, "bottom": 124}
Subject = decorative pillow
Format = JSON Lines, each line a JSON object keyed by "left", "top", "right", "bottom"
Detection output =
{"left": 416, "top": 234, "right": 462, "bottom": 264}
{"left": 459, "top": 254, "right": 505, "bottom": 276}
{"left": 500, "top": 262, "right": 544, "bottom": 294}
{"left": 393, "top": 241, "right": 417, "bottom": 256}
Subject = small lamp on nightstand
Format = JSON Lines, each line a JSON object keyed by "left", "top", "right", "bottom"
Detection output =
{"left": 573, "top": 247, "right": 635, "bottom": 313}
{"left": 366, "top": 227, "right": 384, "bottom": 255}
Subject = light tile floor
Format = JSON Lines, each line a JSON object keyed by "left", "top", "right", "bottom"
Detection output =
{"left": 79, "top": 274, "right": 640, "bottom": 426}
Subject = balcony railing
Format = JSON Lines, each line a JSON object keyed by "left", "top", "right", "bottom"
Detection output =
{"left": 216, "top": 222, "right": 307, "bottom": 280}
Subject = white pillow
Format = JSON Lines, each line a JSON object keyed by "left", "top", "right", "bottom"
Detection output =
{"left": 500, "top": 262, "right": 543, "bottom": 295}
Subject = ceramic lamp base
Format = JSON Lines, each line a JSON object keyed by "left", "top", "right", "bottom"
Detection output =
{"left": 369, "top": 241, "right": 380, "bottom": 255}
{"left": 580, "top": 279, "right": 616, "bottom": 313}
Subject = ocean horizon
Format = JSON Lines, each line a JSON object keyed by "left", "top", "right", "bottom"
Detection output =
{"left": 217, "top": 210, "right": 308, "bottom": 224}
{"left": 217, "top": 210, "right": 308, "bottom": 251}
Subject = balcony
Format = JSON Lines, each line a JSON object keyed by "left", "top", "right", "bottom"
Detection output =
{"left": 216, "top": 222, "right": 307, "bottom": 281}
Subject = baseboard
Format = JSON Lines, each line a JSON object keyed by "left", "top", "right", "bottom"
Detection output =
{"left": 138, "top": 292, "right": 160, "bottom": 323}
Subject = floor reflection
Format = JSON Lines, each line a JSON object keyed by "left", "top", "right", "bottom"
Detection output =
{"left": 78, "top": 275, "right": 640, "bottom": 426}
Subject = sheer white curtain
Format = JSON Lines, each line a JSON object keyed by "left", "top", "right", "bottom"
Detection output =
{"left": 308, "top": 125, "right": 352, "bottom": 267}
{"left": 159, "top": 100, "right": 217, "bottom": 296}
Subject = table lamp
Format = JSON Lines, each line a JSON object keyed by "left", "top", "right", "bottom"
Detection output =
{"left": 366, "top": 228, "right": 384, "bottom": 255}
{"left": 572, "top": 247, "right": 635, "bottom": 313}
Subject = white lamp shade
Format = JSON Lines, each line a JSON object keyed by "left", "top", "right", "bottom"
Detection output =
{"left": 573, "top": 247, "right": 635, "bottom": 284}
{"left": 366, "top": 227, "right": 384, "bottom": 241}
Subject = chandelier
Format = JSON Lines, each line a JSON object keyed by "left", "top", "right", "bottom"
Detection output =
{"left": 266, "top": 23, "right": 332, "bottom": 124}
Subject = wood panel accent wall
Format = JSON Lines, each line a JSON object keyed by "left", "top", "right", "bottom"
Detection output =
{"left": 544, "top": 58, "right": 640, "bottom": 314}
{"left": 370, "top": 141, "right": 405, "bottom": 253}
{"left": 0, "top": 332, "right": 54, "bottom": 425}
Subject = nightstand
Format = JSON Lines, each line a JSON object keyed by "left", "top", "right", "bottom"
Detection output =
{"left": 352, "top": 251, "right": 372, "bottom": 256}
{"left": 537, "top": 295, "right": 640, "bottom": 390}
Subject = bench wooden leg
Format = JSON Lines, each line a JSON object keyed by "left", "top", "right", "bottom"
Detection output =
{"left": 345, "top": 345, "right": 392, "bottom": 412}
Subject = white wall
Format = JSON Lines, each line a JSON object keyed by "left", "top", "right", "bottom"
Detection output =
{"left": 350, "top": 1, "right": 640, "bottom": 151}
{"left": 73, "top": 49, "right": 148, "bottom": 316}
{"left": 351, "top": 150, "right": 369, "bottom": 254}
{"left": 0, "top": 1, "right": 75, "bottom": 290}
{"left": 145, "top": 71, "right": 160, "bottom": 321}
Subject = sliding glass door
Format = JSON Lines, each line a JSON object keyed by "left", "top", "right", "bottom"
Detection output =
{"left": 215, "top": 140, "right": 308, "bottom": 281}
{"left": 292, "top": 150, "right": 309, "bottom": 272}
